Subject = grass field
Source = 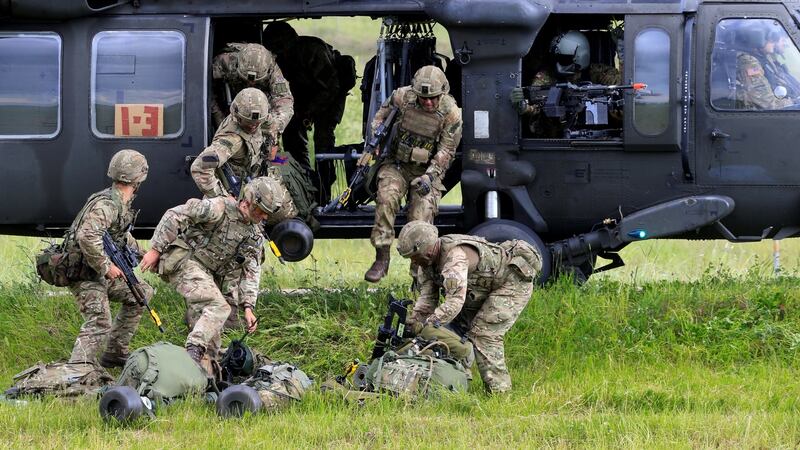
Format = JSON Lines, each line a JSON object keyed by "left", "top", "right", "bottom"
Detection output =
{"left": 4, "top": 16, "right": 800, "bottom": 450}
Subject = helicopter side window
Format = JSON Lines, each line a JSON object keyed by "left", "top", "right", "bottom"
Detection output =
{"left": 0, "top": 33, "right": 60, "bottom": 139}
{"left": 633, "top": 28, "right": 670, "bottom": 136}
{"left": 91, "top": 31, "right": 185, "bottom": 139}
{"left": 710, "top": 18, "right": 800, "bottom": 111}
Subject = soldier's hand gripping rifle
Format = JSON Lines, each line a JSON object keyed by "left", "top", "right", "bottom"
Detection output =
{"left": 218, "top": 163, "right": 285, "bottom": 265}
{"left": 322, "top": 106, "right": 399, "bottom": 213}
{"left": 102, "top": 232, "right": 164, "bottom": 333}
{"left": 371, "top": 294, "right": 413, "bottom": 360}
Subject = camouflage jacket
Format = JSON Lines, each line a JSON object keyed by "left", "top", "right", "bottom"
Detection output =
{"left": 191, "top": 115, "right": 266, "bottom": 198}
{"left": 411, "top": 235, "right": 540, "bottom": 325}
{"left": 737, "top": 51, "right": 794, "bottom": 110}
{"left": 210, "top": 44, "right": 294, "bottom": 138}
{"left": 63, "top": 186, "right": 138, "bottom": 277}
{"left": 273, "top": 36, "right": 340, "bottom": 118}
{"left": 372, "top": 86, "right": 462, "bottom": 184}
{"left": 150, "top": 197, "right": 264, "bottom": 308}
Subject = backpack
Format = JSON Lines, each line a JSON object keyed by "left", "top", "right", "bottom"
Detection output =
{"left": 333, "top": 49, "right": 357, "bottom": 95}
{"left": 115, "top": 342, "right": 208, "bottom": 402}
{"left": 244, "top": 362, "right": 313, "bottom": 411}
{"left": 363, "top": 350, "right": 468, "bottom": 398}
{"left": 4, "top": 361, "right": 113, "bottom": 398}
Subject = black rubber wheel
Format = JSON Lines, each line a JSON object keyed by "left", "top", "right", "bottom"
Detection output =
{"left": 216, "top": 384, "right": 263, "bottom": 418}
{"left": 99, "top": 386, "right": 145, "bottom": 422}
{"left": 468, "top": 219, "right": 552, "bottom": 284}
{"left": 270, "top": 219, "right": 314, "bottom": 262}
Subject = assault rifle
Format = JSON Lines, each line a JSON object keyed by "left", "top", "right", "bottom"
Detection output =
{"left": 102, "top": 232, "right": 164, "bottom": 333}
{"left": 322, "top": 106, "right": 399, "bottom": 213}
{"left": 218, "top": 162, "right": 285, "bottom": 265}
{"left": 523, "top": 81, "right": 647, "bottom": 130}
{"left": 371, "top": 294, "right": 413, "bottom": 360}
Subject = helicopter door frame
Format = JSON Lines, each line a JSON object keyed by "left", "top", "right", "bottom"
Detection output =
{"left": 695, "top": 3, "right": 800, "bottom": 186}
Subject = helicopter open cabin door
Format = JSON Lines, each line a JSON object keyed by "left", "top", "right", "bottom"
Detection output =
{"left": 696, "top": 3, "right": 800, "bottom": 186}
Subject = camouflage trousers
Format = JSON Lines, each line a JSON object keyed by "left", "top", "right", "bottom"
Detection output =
{"left": 168, "top": 258, "right": 231, "bottom": 361}
{"left": 370, "top": 163, "right": 442, "bottom": 249}
{"left": 68, "top": 277, "right": 150, "bottom": 364}
{"left": 466, "top": 270, "right": 532, "bottom": 393}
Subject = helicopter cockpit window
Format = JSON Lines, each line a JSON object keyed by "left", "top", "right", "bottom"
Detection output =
{"left": 0, "top": 33, "right": 60, "bottom": 139}
{"left": 710, "top": 19, "right": 800, "bottom": 111}
{"left": 633, "top": 28, "right": 670, "bottom": 136}
{"left": 91, "top": 31, "right": 185, "bottom": 139}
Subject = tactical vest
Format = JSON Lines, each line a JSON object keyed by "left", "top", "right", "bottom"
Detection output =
{"left": 390, "top": 89, "right": 448, "bottom": 165}
{"left": 215, "top": 115, "right": 265, "bottom": 180}
{"left": 181, "top": 200, "right": 263, "bottom": 277}
{"left": 437, "top": 235, "right": 510, "bottom": 292}
{"left": 64, "top": 188, "right": 133, "bottom": 250}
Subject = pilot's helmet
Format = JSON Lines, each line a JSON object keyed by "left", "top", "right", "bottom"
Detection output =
{"left": 262, "top": 21, "right": 298, "bottom": 54}
{"left": 396, "top": 220, "right": 439, "bottom": 258}
{"left": 107, "top": 149, "right": 148, "bottom": 185}
{"left": 550, "top": 30, "right": 591, "bottom": 76}
{"left": 411, "top": 65, "right": 449, "bottom": 98}
{"left": 734, "top": 22, "right": 771, "bottom": 50}
{"left": 242, "top": 176, "right": 282, "bottom": 214}
{"left": 230, "top": 88, "right": 269, "bottom": 130}
{"left": 236, "top": 43, "right": 273, "bottom": 83}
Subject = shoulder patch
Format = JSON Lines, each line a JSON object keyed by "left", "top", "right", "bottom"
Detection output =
{"left": 218, "top": 137, "right": 235, "bottom": 149}
{"left": 443, "top": 277, "right": 461, "bottom": 295}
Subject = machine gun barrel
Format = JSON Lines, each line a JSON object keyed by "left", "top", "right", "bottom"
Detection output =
{"left": 102, "top": 232, "right": 164, "bottom": 333}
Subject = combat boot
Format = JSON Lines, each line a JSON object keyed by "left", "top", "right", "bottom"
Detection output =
{"left": 99, "top": 351, "right": 129, "bottom": 369}
{"left": 186, "top": 344, "right": 205, "bottom": 366}
{"left": 364, "top": 247, "right": 390, "bottom": 283}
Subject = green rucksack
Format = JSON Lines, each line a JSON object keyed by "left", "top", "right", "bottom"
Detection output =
{"left": 115, "top": 342, "right": 208, "bottom": 402}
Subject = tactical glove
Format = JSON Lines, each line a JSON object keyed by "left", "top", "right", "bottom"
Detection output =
{"left": 509, "top": 87, "right": 528, "bottom": 115}
{"left": 411, "top": 174, "right": 432, "bottom": 196}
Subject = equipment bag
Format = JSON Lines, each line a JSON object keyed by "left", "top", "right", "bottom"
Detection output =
{"left": 35, "top": 243, "right": 95, "bottom": 287}
{"left": 4, "top": 361, "right": 113, "bottom": 398}
{"left": 365, "top": 350, "right": 468, "bottom": 398}
{"left": 116, "top": 342, "right": 208, "bottom": 402}
{"left": 333, "top": 49, "right": 357, "bottom": 95}
{"left": 245, "top": 362, "right": 313, "bottom": 411}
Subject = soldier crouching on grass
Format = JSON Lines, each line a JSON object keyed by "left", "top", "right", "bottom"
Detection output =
{"left": 140, "top": 177, "right": 283, "bottom": 370}
{"left": 65, "top": 150, "right": 153, "bottom": 368}
{"left": 396, "top": 221, "right": 541, "bottom": 393}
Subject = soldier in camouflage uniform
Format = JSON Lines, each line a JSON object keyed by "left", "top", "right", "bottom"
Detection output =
{"left": 263, "top": 22, "right": 354, "bottom": 203}
{"left": 736, "top": 25, "right": 796, "bottom": 110}
{"left": 396, "top": 221, "right": 541, "bottom": 393}
{"left": 140, "top": 177, "right": 282, "bottom": 366}
{"left": 364, "top": 66, "right": 463, "bottom": 283}
{"left": 210, "top": 42, "right": 294, "bottom": 142}
{"left": 510, "top": 30, "right": 621, "bottom": 137}
{"left": 64, "top": 149, "right": 153, "bottom": 368}
{"left": 193, "top": 88, "right": 318, "bottom": 328}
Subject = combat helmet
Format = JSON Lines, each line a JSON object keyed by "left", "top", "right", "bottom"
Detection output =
{"left": 230, "top": 88, "right": 269, "bottom": 129}
{"left": 397, "top": 220, "right": 439, "bottom": 258}
{"left": 242, "top": 176, "right": 282, "bottom": 214}
{"left": 411, "top": 65, "right": 449, "bottom": 98}
{"left": 236, "top": 43, "right": 274, "bottom": 82}
{"left": 550, "top": 30, "right": 590, "bottom": 76}
{"left": 107, "top": 149, "right": 148, "bottom": 184}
